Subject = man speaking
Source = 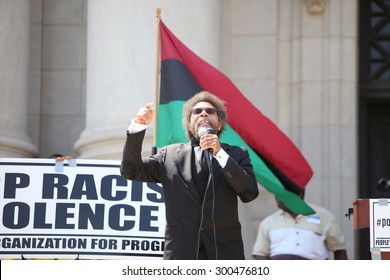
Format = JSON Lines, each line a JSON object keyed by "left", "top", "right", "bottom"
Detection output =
{"left": 120, "top": 91, "right": 259, "bottom": 260}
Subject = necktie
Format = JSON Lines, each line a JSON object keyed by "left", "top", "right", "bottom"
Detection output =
{"left": 201, "top": 151, "right": 209, "bottom": 173}
{"left": 197, "top": 151, "right": 209, "bottom": 197}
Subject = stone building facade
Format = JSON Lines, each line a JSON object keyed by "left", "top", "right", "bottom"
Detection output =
{"left": 1, "top": 0, "right": 364, "bottom": 259}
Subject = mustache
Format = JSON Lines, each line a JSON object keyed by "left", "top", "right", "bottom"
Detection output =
{"left": 196, "top": 117, "right": 214, "bottom": 127}
{"left": 189, "top": 118, "right": 215, "bottom": 139}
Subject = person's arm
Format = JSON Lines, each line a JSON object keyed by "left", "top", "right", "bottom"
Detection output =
{"left": 121, "top": 103, "right": 161, "bottom": 182}
{"left": 322, "top": 207, "right": 348, "bottom": 260}
{"left": 333, "top": 249, "right": 348, "bottom": 260}
{"left": 199, "top": 129, "right": 258, "bottom": 202}
{"left": 252, "top": 219, "right": 271, "bottom": 260}
{"left": 221, "top": 146, "right": 259, "bottom": 203}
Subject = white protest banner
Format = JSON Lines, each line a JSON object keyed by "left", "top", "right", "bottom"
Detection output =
{"left": 0, "top": 158, "right": 165, "bottom": 259}
{"left": 370, "top": 199, "right": 390, "bottom": 253}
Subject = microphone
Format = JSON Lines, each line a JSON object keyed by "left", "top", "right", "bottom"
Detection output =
{"left": 198, "top": 127, "right": 216, "bottom": 161}
{"left": 377, "top": 178, "right": 390, "bottom": 191}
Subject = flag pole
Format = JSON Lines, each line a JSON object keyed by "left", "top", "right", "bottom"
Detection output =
{"left": 152, "top": 8, "right": 161, "bottom": 155}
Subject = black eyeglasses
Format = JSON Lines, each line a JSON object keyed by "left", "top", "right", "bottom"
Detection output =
{"left": 191, "top": 107, "right": 217, "bottom": 116}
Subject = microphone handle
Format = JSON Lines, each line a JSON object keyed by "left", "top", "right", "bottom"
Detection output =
{"left": 204, "top": 149, "right": 213, "bottom": 170}
{"left": 207, "top": 148, "right": 213, "bottom": 158}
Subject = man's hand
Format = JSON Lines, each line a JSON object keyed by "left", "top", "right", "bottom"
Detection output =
{"left": 200, "top": 133, "right": 221, "bottom": 155}
{"left": 135, "top": 103, "right": 154, "bottom": 125}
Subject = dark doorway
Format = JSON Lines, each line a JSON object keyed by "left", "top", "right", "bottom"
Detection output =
{"left": 358, "top": 97, "right": 390, "bottom": 259}
{"left": 358, "top": 0, "right": 390, "bottom": 259}
{"left": 367, "top": 100, "right": 390, "bottom": 198}
{"left": 360, "top": 99, "right": 390, "bottom": 199}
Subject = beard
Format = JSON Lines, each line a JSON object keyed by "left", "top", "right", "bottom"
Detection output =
{"left": 189, "top": 117, "right": 217, "bottom": 140}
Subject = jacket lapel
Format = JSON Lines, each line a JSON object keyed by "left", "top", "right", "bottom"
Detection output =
{"left": 175, "top": 142, "right": 229, "bottom": 203}
{"left": 203, "top": 143, "right": 231, "bottom": 201}
{"left": 177, "top": 143, "right": 203, "bottom": 203}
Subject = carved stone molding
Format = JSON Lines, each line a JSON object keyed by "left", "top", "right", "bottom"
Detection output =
{"left": 304, "top": 0, "right": 328, "bottom": 15}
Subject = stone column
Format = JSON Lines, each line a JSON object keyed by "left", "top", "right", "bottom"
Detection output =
{"left": 75, "top": 0, "right": 220, "bottom": 159}
{"left": 0, "top": 0, "right": 38, "bottom": 157}
{"left": 277, "top": 0, "right": 357, "bottom": 257}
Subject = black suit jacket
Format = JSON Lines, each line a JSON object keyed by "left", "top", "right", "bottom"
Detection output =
{"left": 120, "top": 130, "right": 259, "bottom": 259}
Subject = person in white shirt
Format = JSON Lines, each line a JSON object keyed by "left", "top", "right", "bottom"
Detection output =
{"left": 252, "top": 190, "right": 347, "bottom": 260}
